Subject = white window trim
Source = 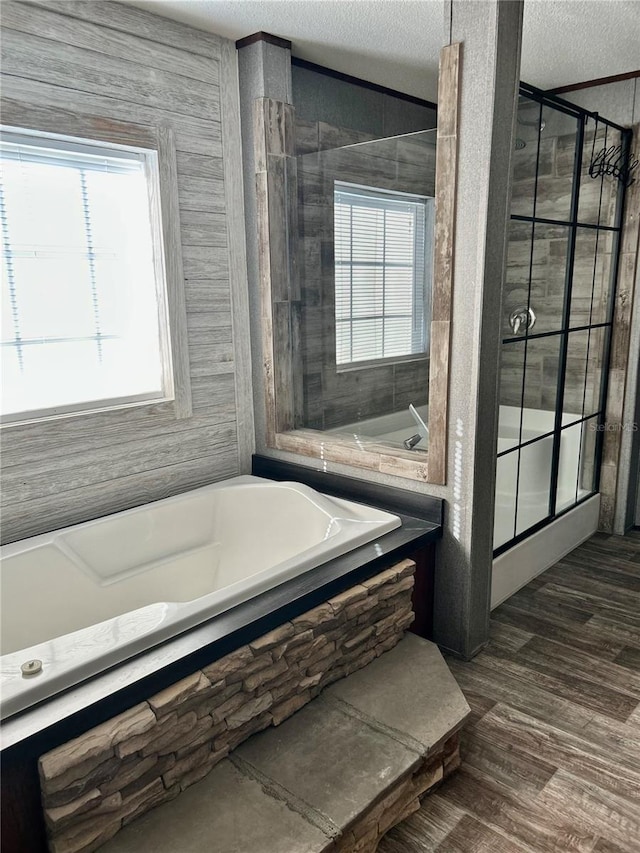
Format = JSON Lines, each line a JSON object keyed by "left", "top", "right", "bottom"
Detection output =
{"left": 0, "top": 121, "right": 191, "bottom": 429}
{"left": 333, "top": 181, "right": 433, "bottom": 372}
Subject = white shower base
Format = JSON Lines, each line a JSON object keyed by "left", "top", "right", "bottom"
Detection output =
{"left": 494, "top": 406, "right": 589, "bottom": 549}
{"left": 491, "top": 494, "right": 600, "bottom": 608}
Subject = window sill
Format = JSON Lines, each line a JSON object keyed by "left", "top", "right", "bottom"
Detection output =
{"left": 0, "top": 394, "right": 187, "bottom": 431}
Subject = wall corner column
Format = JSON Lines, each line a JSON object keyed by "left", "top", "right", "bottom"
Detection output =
{"left": 237, "top": 34, "right": 293, "bottom": 454}
{"left": 432, "top": 0, "right": 524, "bottom": 657}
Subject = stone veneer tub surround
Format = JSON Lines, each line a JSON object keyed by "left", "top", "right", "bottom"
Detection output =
{"left": 100, "top": 635, "right": 470, "bottom": 853}
{"left": 1, "top": 490, "right": 440, "bottom": 852}
{"left": 38, "top": 561, "right": 417, "bottom": 853}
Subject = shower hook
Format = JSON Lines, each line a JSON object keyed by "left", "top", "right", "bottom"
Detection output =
{"left": 586, "top": 113, "right": 638, "bottom": 188}
{"left": 589, "top": 144, "right": 638, "bottom": 188}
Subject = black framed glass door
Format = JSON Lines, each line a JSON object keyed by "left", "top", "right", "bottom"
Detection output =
{"left": 494, "top": 84, "right": 632, "bottom": 555}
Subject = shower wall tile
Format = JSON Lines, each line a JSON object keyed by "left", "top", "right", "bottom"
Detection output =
{"left": 531, "top": 175, "right": 574, "bottom": 220}
{"left": 513, "top": 136, "right": 556, "bottom": 181}
{"left": 505, "top": 238, "right": 548, "bottom": 285}
{"left": 555, "top": 132, "right": 579, "bottom": 178}
{"left": 300, "top": 236, "right": 320, "bottom": 273}
{"left": 499, "top": 345, "right": 525, "bottom": 409}
{"left": 499, "top": 344, "right": 550, "bottom": 411}
{"left": 301, "top": 372, "right": 324, "bottom": 430}
{"left": 396, "top": 162, "right": 436, "bottom": 196}
{"left": 578, "top": 175, "right": 619, "bottom": 228}
{"left": 382, "top": 93, "right": 437, "bottom": 136}
{"left": 295, "top": 118, "right": 319, "bottom": 155}
{"left": 540, "top": 375, "right": 560, "bottom": 411}
{"left": 563, "top": 360, "right": 589, "bottom": 416}
{"left": 568, "top": 295, "right": 593, "bottom": 328}
{"left": 324, "top": 148, "right": 399, "bottom": 189}
{"left": 305, "top": 361, "right": 328, "bottom": 435}
{"left": 396, "top": 136, "right": 438, "bottom": 166}
{"left": 508, "top": 220, "right": 533, "bottom": 240}
{"left": 299, "top": 203, "right": 333, "bottom": 239}
{"left": 300, "top": 277, "right": 322, "bottom": 308}
{"left": 298, "top": 169, "right": 324, "bottom": 206}
{"left": 321, "top": 366, "right": 396, "bottom": 430}
{"left": 393, "top": 360, "right": 430, "bottom": 411}
{"left": 299, "top": 304, "right": 325, "bottom": 360}
{"left": 502, "top": 282, "right": 546, "bottom": 312}
{"left": 317, "top": 121, "right": 376, "bottom": 151}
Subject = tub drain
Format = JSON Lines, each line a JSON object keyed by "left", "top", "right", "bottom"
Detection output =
{"left": 21, "top": 659, "right": 43, "bottom": 677}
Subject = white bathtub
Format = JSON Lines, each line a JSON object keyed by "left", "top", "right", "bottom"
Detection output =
{"left": 0, "top": 475, "right": 401, "bottom": 719}
{"left": 329, "top": 405, "right": 429, "bottom": 450}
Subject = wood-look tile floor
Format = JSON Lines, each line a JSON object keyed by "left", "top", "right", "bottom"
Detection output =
{"left": 379, "top": 531, "right": 640, "bottom": 853}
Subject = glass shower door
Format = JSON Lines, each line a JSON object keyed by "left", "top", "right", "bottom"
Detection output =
{"left": 494, "top": 86, "right": 631, "bottom": 554}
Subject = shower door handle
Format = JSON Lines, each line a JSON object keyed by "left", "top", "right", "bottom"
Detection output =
{"left": 509, "top": 307, "right": 536, "bottom": 335}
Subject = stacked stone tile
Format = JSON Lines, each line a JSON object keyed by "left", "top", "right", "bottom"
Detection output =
{"left": 96, "top": 633, "right": 470, "bottom": 853}
{"left": 39, "top": 560, "right": 416, "bottom": 853}
{"left": 332, "top": 733, "right": 461, "bottom": 853}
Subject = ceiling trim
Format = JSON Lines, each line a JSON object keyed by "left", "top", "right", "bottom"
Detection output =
{"left": 551, "top": 69, "right": 640, "bottom": 95}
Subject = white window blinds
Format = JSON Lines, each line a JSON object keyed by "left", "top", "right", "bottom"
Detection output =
{"left": 1, "top": 130, "right": 169, "bottom": 422}
{"left": 334, "top": 182, "right": 430, "bottom": 366}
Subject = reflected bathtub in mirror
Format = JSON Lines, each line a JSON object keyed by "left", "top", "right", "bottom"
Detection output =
{"left": 329, "top": 405, "right": 429, "bottom": 453}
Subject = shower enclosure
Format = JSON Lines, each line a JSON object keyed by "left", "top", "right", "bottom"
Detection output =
{"left": 494, "top": 84, "right": 632, "bottom": 560}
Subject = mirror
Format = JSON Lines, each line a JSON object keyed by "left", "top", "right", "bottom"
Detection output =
{"left": 254, "top": 44, "right": 459, "bottom": 484}
{"left": 295, "top": 131, "right": 436, "bottom": 455}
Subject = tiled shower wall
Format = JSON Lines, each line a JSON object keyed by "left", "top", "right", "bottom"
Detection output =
{"left": 500, "top": 108, "right": 621, "bottom": 416}
{"left": 295, "top": 119, "right": 436, "bottom": 430}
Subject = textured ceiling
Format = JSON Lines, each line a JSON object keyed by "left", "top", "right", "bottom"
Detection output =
{"left": 129, "top": 0, "right": 640, "bottom": 101}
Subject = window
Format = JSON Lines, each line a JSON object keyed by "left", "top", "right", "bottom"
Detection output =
{"left": 334, "top": 182, "right": 432, "bottom": 367}
{"left": 0, "top": 128, "right": 172, "bottom": 424}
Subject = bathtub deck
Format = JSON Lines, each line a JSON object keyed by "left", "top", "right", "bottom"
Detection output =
{"left": 379, "top": 530, "right": 640, "bottom": 852}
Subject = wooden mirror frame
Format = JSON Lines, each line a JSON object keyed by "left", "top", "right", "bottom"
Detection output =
{"left": 255, "top": 43, "right": 460, "bottom": 485}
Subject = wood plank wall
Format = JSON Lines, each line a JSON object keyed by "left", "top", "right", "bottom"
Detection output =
{"left": 0, "top": 1, "right": 251, "bottom": 543}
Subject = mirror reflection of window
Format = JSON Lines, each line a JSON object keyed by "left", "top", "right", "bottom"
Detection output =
{"left": 334, "top": 182, "right": 433, "bottom": 369}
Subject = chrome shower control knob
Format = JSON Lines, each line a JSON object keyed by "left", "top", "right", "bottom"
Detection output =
{"left": 509, "top": 306, "right": 536, "bottom": 335}
{"left": 21, "top": 659, "right": 43, "bottom": 677}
